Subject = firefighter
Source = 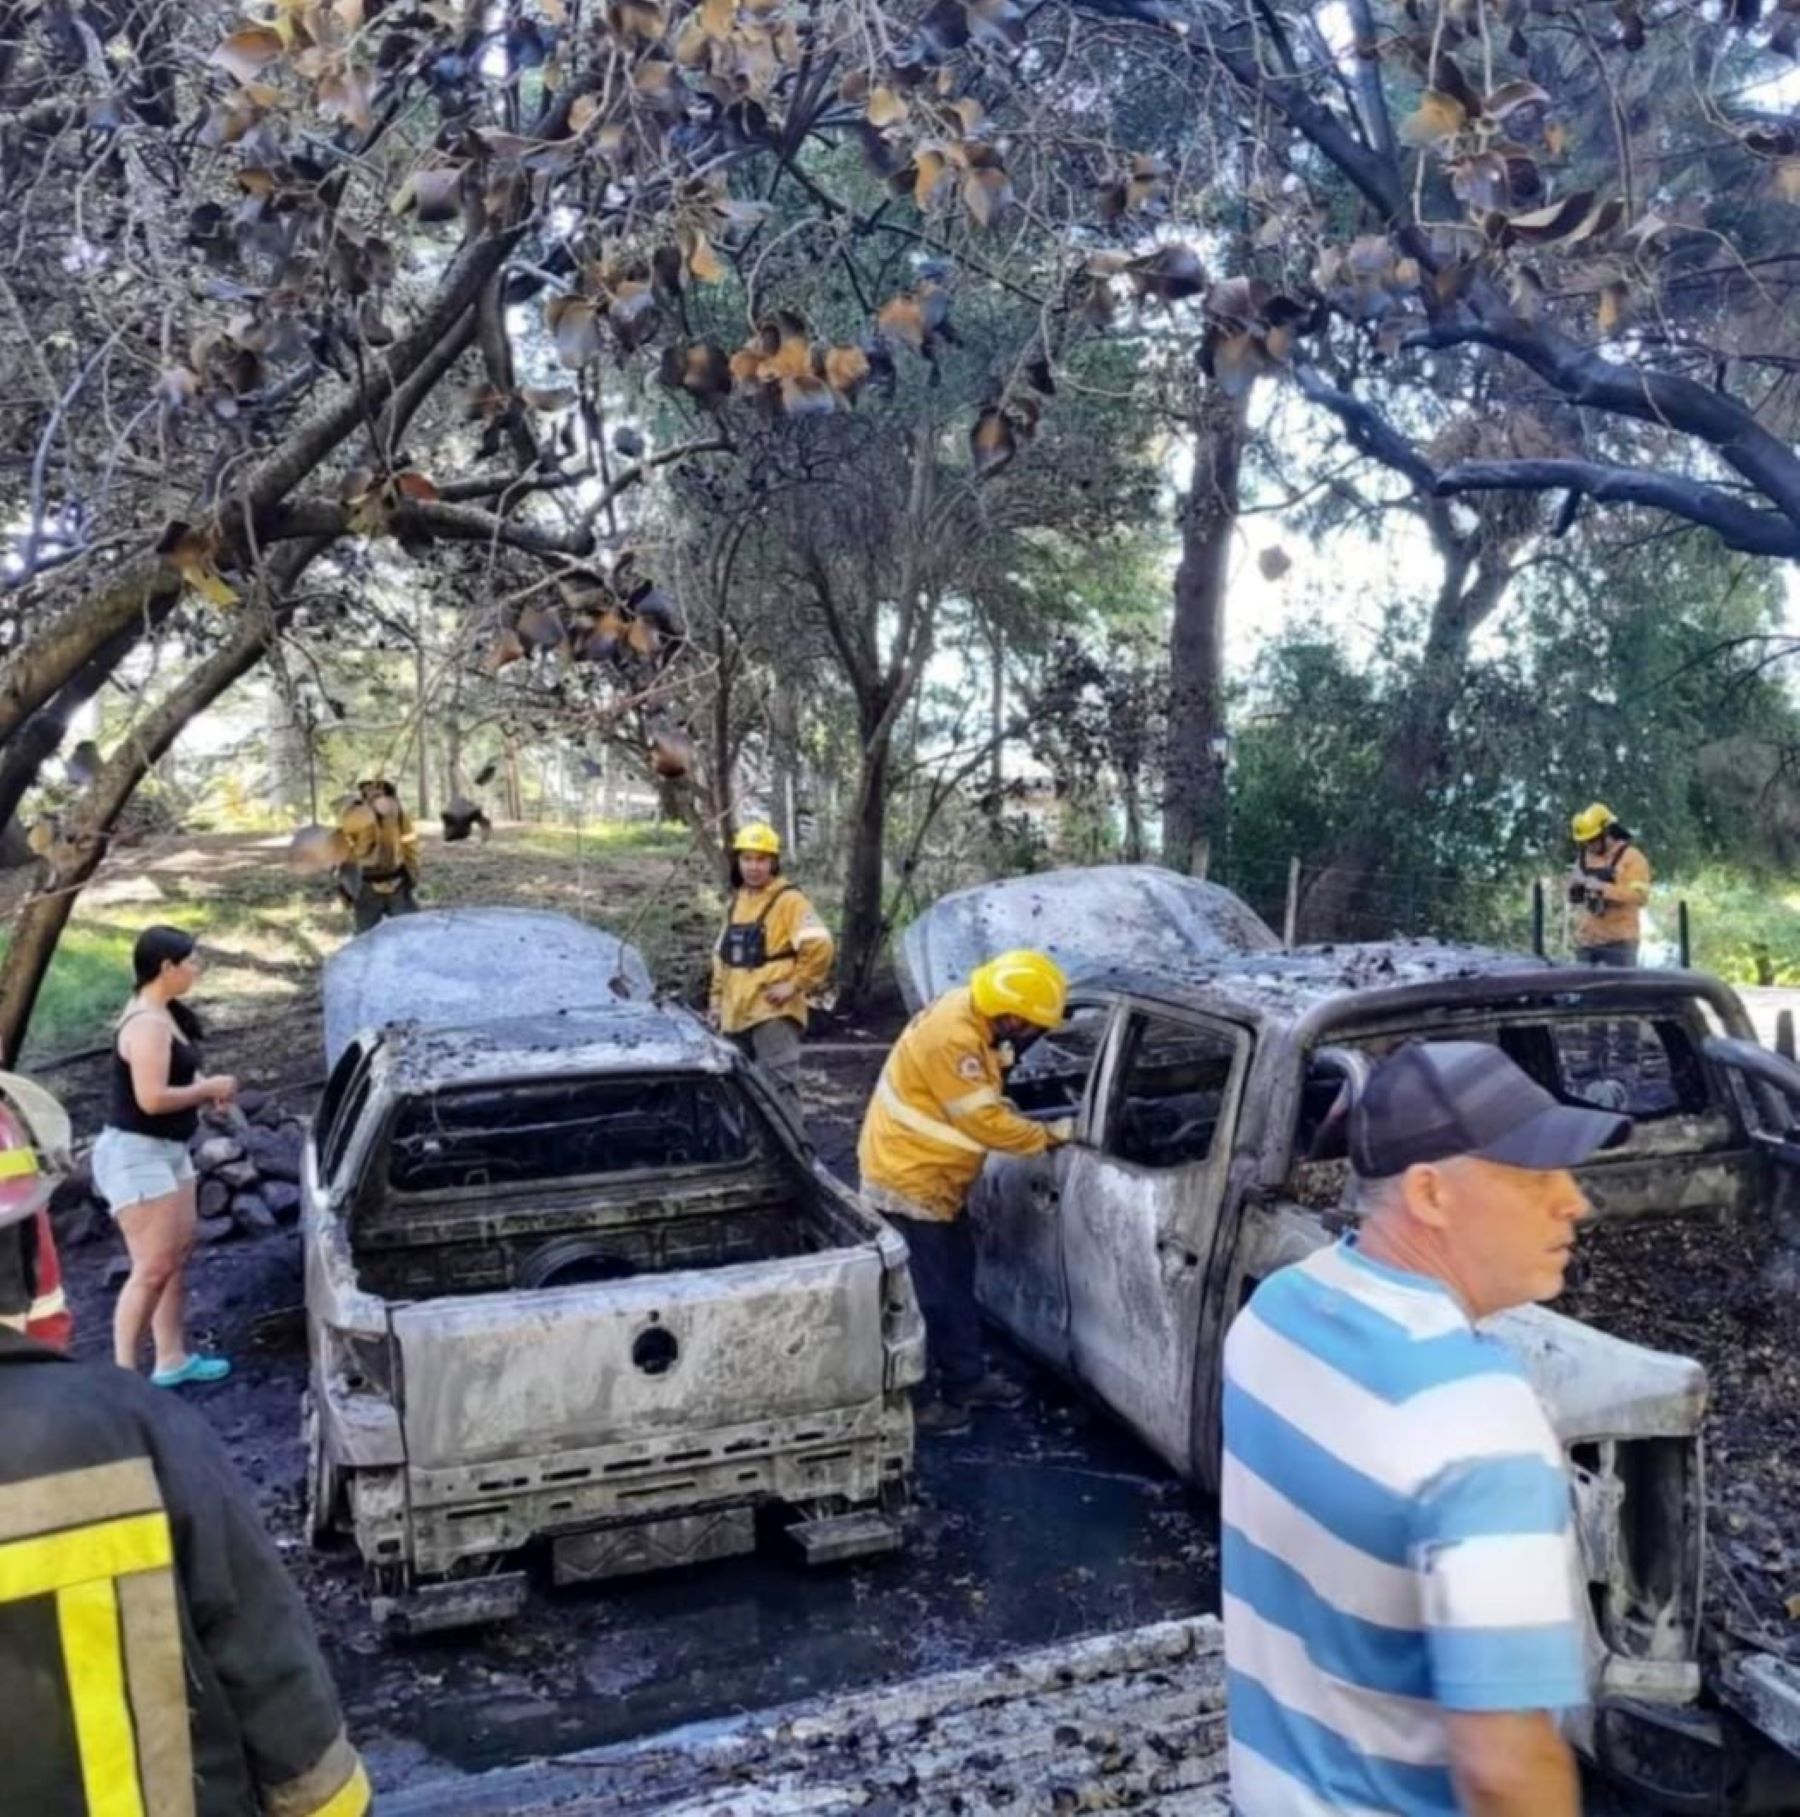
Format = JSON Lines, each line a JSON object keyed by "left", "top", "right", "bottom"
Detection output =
{"left": 709, "top": 823, "right": 835, "bottom": 1122}
{"left": 1569, "top": 802, "right": 1652, "bottom": 967}
{"left": 857, "top": 949, "right": 1074, "bottom": 1434}
{"left": 0, "top": 1069, "right": 73, "bottom": 1347}
{"left": 0, "top": 1121, "right": 371, "bottom": 1817}
{"left": 335, "top": 776, "right": 422, "bottom": 932}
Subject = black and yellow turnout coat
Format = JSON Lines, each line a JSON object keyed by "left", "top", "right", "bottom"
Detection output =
{"left": 0, "top": 1328, "right": 368, "bottom": 1817}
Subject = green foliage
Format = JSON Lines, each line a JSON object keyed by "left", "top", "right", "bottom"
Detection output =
{"left": 1680, "top": 869, "right": 1800, "bottom": 987}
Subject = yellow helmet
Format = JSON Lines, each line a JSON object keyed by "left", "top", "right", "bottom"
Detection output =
{"left": 969, "top": 949, "right": 1068, "bottom": 1029}
{"left": 732, "top": 822, "right": 781, "bottom": 857}
{"left": 1571, "top": 802, "right": 1614, "bottom": 844}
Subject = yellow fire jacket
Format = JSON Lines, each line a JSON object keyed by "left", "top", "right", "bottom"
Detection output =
{"left": 857, "top": 987, "right": 1063, "bottom": 1222}
{"left": 335, "top": 800, "right": 420, "bottom": 894}
{"left": 1575, "top": 842, "right": 1652, "bottom": 947}
{"left": 709, "top": 880, "right": 835, "bottom": 1034}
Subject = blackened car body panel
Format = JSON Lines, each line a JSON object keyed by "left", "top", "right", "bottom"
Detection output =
{"left": 903, "top": 870, "right": 1800, "bottom": 1793}
{"left": 304, "top": 915, "right": 921, "bottom": 1628}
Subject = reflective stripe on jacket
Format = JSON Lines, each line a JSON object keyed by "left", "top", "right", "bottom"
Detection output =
{"left": 0, "top": 1329, "right": 369, "bottom": 1817}
{"left": 856, "top": 987, "right": 1054, "bottom": 1221}
{"left": 709, "top": 880, "right": 835, "bottom": 1035}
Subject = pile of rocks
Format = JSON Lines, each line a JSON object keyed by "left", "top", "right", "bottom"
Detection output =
{"left": 188, "top": 1090, "right": 306, "bottom": 1242}
{"left": 56, "top": 1090, "right": 307, "bottom": 1247}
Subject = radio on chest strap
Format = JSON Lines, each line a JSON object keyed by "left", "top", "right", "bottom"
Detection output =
{"left": 719, "top": 884, "right": 798, "bottom": 969}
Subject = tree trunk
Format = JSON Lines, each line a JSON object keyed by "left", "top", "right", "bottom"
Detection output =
{"left": 1162, "top": 386, "right": 1248, "bottom": 876}
{"left": 1122, "top": 765, "right": 1145, "bottom": 862}
{"left": 0, "top": 546, "right": 323, "bottom": 1061}
{"left": 988, "top": 616, "right": 1005, "bottom": 827}
{"left": 0, "top": 601, "right": 164, "bottom": 831}
{"left": 838, "top": 724, "right": 893, "bottom": 1008}
{"left": 709, "top": 636, "right": 736, "bottom": 871}
{"left": 768, "top": 670, "right": 801, "bottom": 858}
{"left": 412, "top": 606, "right": 431, "bottom": 821}
{"left": 1298, "top": 545, "right": 1515, "bottom": 940}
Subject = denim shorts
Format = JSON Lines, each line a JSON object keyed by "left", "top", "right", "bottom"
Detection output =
{"left": 92, "top": 1127, "right": 196, "bottom": 1215}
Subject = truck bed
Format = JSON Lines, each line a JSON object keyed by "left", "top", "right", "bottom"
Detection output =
{"left": 353, "top": 1186, "right": 840, "bottom": 1300}
{"left": 382, "top": 1617, "right": 1231, "bottom": 1815}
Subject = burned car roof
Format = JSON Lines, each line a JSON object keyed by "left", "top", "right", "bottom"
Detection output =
{"left": 1070, "top": 939, "right": 1743, "bottom": 1035}
{"left": 899, "top": 865, "right": 1279, "bottom": 1010}
{"left": 378, "top": 1001, "right": 729, "bottom": 1091}
{"left": 1078, "top": 939, "right": 1538, "bottom": 1019}
{"left": 323, "top": 907, "right": 655, "bottom": 1069}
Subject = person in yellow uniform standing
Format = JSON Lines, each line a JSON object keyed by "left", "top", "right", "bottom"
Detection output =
{"left": 709, "top": 823, "right": 835, "bottom": 1123}
{"left": 335, "top": 777, "right": 422, "bottom": 933}
{"left": 1568, "top": 802, "right": 1652, "bottom": 967}
{"left": 857, "top": 949, "right": 1073, "bottom": 1434}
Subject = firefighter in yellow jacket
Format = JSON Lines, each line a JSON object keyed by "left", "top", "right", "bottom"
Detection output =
{"left": 858, "top": 949, "right": 1073, "bottom": 1433}
{"left": 0, "top": 1201, "right": 369, "bottom": 1817}
{"left": 1569, "top": 802, "right": 1652, "bottom": 967}
{"left": 709, "top": 823, "right": 835, "bottom": 1122}
{"left": 335, "top": 777, "right": 421, "bottom": 933}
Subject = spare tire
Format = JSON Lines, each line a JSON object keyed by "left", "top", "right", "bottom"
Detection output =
{"left": 517, "top": 1236, "right": 638, "bottom": 1290}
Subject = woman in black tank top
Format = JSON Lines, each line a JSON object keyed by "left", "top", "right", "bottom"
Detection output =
{"left": 92, "top": 926, "right": 239, "bottom": 1387}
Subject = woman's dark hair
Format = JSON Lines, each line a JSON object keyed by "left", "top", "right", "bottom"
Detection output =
{"left": 729, "top": 853, "right": 782, "bottom": 890}
{"left": 132, "top": 925, "right": 204, "bottom": 1042}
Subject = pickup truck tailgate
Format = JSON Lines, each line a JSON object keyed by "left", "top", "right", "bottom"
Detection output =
{"left": 391, "top": 1248, "right": 887, "bottom": 1469}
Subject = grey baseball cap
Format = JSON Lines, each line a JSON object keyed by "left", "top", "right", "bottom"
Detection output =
{"left": 1349, "top": 1040, "right": 1630, "bottom": 1180}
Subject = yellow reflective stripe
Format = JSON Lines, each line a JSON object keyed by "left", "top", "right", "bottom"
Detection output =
{"left": 0, "top": 1512, "right": 173, "bottom": 1601}
{"left": 59, "top": 1577, "right": 146, "bottom": 1817}
{"left": 793, "top": 927, "right": 832, "bottom": 946}
{"left": 944, "top": 1085, "right": 1001, "bottom": 1116}
{"left": 876, "top": 1081, "right": 986, "bottom": 1155}
{"left": 28, "top": 1286, "right": 67, "bottom": 1321}
{"left": 312, "top": 1760, "right": 372, "bottom": 1817}
{"left": 0, "top": 1147, "right": 38, "bottom": 1179}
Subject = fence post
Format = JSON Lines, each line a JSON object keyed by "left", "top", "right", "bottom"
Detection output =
{"left": 1678, "top": 898, "right": 1691, "bottom": 971}
{"left": 1531, "top": 878, "right": 1546, "bottom": 958}
{"left": 1778, "top": 1010, "right": 1795, "bottom": 1063}
{"left": 1283, "top": 857, "right": 1300, "bottom": 950}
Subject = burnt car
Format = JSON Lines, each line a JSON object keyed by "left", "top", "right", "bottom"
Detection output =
{"left": 304, "top": 909, "right": 922, "bottom": 1631}
{"left": 902, "top": 867, "right": 1800, "bottom": 1802}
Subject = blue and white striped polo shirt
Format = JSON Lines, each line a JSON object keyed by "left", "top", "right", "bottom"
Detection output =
{"left": 1221, "top": 1237, "right": 1586, "bottom": 1815}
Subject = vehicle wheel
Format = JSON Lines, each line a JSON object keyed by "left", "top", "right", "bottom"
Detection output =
{"left": 302, "top": 1391, "right": 344, "bottom": 1546}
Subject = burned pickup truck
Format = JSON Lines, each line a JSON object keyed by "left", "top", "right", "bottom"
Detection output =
{"left": 303, "top": 908, "right": 922, "bottom": 1630}
{"left": 903, "top": 866, "right": 1800, "bottom": 1804}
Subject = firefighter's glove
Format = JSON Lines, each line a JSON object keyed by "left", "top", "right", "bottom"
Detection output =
{"left": 1045, "top": 1118, "right": 1076, "bottom": 1145}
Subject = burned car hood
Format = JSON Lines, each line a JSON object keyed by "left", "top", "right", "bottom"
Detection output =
{"left": 323, "top": 907, "right": 654, "bottom": 1068}
{"left": 898, "top": 866, "right": 1280, "bottom": 1011}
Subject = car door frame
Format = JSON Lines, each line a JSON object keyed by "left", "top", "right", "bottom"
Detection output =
{"left": 969, "top": 997, "right": 1123, "bottom": 1377}
{"left": 1057, "top": 994, "right": 1254, "bottom": 1480}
